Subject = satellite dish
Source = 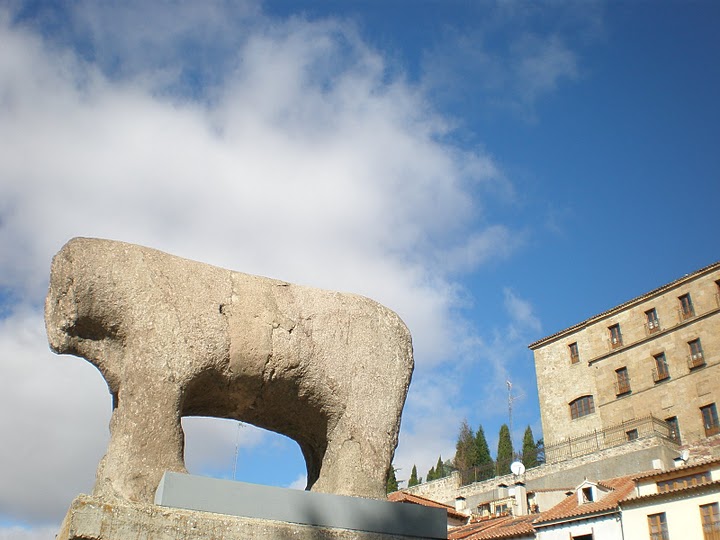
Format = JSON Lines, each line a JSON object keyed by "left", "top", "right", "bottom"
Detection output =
{"left": 510, "top": 461, "right": 526, "bottom": 475}
{"left": 680, "top": 449, "right": 690, "bottom": 462}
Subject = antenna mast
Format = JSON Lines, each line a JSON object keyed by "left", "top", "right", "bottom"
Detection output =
{"left": 506, "top": 379, "right": 524, "bottom": 450}
{"left": 232, "top": 421, "right": 244, "bottom": 480}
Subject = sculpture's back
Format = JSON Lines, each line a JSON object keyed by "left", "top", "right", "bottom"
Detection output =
{"left": 45, "top": 237, "right": 414, "bottom": 503}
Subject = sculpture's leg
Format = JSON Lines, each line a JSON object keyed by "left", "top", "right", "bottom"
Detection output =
{"left": 311, "top": 411, "right": 396, "bottom": 500}
{"left": 93, "top": 377, "right": 186, "bottom": 503}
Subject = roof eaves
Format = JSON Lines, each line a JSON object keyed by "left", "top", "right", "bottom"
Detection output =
{"left": 528, "top": 261, "right": 720, "bottom": 349}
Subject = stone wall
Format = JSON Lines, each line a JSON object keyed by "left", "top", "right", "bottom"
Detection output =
{"left": 403, "top": 435, "right": 682, "bottom": 509}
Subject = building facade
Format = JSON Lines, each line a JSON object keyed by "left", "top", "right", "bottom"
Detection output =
{"left": 529, "top": 262, "right": 720, "bottom": 459}
{"left": 620, "top": 458, "right": 720, "bottom": 540}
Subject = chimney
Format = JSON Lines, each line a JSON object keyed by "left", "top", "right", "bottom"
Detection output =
{"left": 514, "top": 482, "right": 528, "bottom": 516}
{"left": 455, "top": 496, "right": 467, "bottom": 513}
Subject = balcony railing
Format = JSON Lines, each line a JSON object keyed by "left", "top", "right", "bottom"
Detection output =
{"left": 688, "top": 353, "right": 706, "bottom": 370}
{"left": 615, "top": 380, "right": 631, "bottom": 396}
{"left": 678, "top": 307, "right": 695, "bottom": 322}
{"left": 544, "top": 415, "right": 678, "bottom": 464}
{"left": 652, "top": 366, "right": 670, "bottom": 383}
{"left": 645, "top": 320, "right": 661, "bottom": 335}
{"left": 545, "top": 415, "right": 676, "bottom": 463}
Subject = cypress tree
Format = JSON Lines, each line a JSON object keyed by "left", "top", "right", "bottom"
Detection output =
{"left": 427, "top": 466, "right": 436, "bottom": 482}
{"left": 408, "top": 465, "right": 420, "bottom": 487}
{"left": 435, "top": 455, "right": 445, "bottom": 479}
{"left": 521, "top": 426, "right": 538, "bottom": 468}
{"left": 386, "top": 465, "right": 398, "bottom": 494}
{"left": 496, "top": 424, "right": 514, "bottom": 476}
{"left": 475, "top": 425, "right": 494, "bottom": 480}
{"left": 454, "top": 419, "right": 477, "bottom": 471}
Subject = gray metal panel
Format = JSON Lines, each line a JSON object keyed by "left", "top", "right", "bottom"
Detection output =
{"left": 155, "top": 472, "right": 447, "bottom": 539}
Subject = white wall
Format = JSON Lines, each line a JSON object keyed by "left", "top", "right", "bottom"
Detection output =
{"left": 536, "top": 514, "right": 623, "bottom": 540}
{"left": 622, "top": 491, "right": 720, "bottom": 539}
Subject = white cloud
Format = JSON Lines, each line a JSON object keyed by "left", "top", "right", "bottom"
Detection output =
{"left": 0, "top": 3, "right": 526, "bottom": 528}
{"left": 0, "top": 309, "right": 111, "bottom": 524}
{"left": 0, "top": 526, "right": 57, "bottom": 540}
{"left": 420, "top": 6, "right": 585, "bottom": 119}
{"left": 286, "top": 474, "right": 308, "bottom": 491}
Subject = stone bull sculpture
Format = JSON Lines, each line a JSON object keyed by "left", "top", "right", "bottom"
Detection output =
{"left": 45, "top": 238, "right": 413, "bottom": 503}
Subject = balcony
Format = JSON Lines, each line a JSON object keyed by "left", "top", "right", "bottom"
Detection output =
{"left": 615, "top": 380, "right": 631, "bottom": 396}
{"left": 645, "top": 320, "right": 661, "bottom": 335}
{"left": 678, "top": 307, "right": 695, "bottom": 322}
{"left": 652, "top": 366, "right": 670, "bottom": 383}
{"left": 687, "top": 353, "right": 706, "bottom": 370}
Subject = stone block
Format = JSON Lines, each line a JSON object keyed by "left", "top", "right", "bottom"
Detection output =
{"left": 58, "top": 492, "right": 447, "bottom": 540}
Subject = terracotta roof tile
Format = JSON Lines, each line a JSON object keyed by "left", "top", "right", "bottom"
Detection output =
{"left": 632, "top": 456, "right": 720, "bottom": 481}
{"left": 449, "top": 513, "right": 548, "bottom": 540}
{"left": 388, "top": 491, "right": 468, "bottom": 521}
{"left": 621, "top": 478, "right": 720, "bottom": 504}
{"left": 534, "top": 475, "right": 637, "bottom": 526}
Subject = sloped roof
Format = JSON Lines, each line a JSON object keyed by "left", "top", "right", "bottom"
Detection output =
{"left": 528, "top": 260, "right": 720, "bottom": 349}
{"left": 622, "top": 479, "right": 720, "bottom": 504}
{"left": 387, "top": 491, "right": 468, "bottom": 521}
{"left": 449, "top": 513, "right": 545, "bottom": 540}
{"left": 633, "top": 456, "right": 720, "bottom": 481}
{"left": 533, "top": 475, "right": 637, "bottom": 526}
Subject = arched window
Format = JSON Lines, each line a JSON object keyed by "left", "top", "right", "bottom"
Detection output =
{"left": 569, "top": 395, "right": 595, "bottom": 420}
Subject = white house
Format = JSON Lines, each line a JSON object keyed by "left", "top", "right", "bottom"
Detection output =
{"left": 619, "top": 458, "right": 720, "bottom": 540}
{"left": 532, "top": 476, "right": 635, "bottom": 540}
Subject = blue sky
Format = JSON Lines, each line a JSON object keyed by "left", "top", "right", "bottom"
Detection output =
{"left": 1, "top": 1, "right": 719, "bottom": 538}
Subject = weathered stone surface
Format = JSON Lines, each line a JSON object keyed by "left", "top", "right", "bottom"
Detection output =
{"left": 45, "top": 238, "right": 414, "bottom": 504}
{"left": 57, "top": 495, "right": 443, "bottom": 540}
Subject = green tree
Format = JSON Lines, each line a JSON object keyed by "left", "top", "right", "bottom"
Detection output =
{"left": 453, "top": 419, "right": 477, "bottom": 471}
{"left": 426, "top": 466, "right": 436, "bottom": 482}
{"left": 536, "top": 438, "right": 546, "bottom": 465}
{"left": 496, "top": 424, "right": 514, "bottom": 476}
{"left": 435, "top": 455, "right": 445, "bottom": 479}
{"left": 408, "top": 465, "right": 420, "bottom": 487}
{"left": 386, "top": 465, "right": 398, "bottom": 494}
{"left": 472, "top": 424, "right": 495, "bottom": 481}
{"left": 521, "top": 426, "right": 538, "bottom": 468}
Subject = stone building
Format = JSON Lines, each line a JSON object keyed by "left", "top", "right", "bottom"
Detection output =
{"left": 529, "top": 262, "right": 720, "bottom": 463}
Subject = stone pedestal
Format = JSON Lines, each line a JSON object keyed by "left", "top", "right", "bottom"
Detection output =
{"left": 57, "top": 473, "right": 447, "bottom": 540}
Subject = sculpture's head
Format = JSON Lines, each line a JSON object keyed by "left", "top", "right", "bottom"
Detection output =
{"left": 45, "top": 237, "right": 124, "bottom": 363}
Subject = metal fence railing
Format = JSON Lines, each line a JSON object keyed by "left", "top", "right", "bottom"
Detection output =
{"left": 543, "top": 415, "right": 676, "bottom": 464}
{"left": 454, "top": 416, "right": 677, "bottom": 487}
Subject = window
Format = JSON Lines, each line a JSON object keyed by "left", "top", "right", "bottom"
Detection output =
{"left": 581, "top": 486, "right": 594, "bottom": 502}
{"left": 700, "top": 502, "right": 720, "bottom": 540}
{"left": 570, "top": 396, "right": 595, "bottom": 420}
{"left": 626, "top": 429, "right": 639, "bottom": 441}
{"left": 679, "top": 293, "right": 695, "bottom": 320}
{"left": 653, "top": 352, "right": 670, "bottom": 382}
{"left": 608, "top": 323, "right": 623, "bottom": 349}
{"left": 688, "top": 338, "right": 705, "bottom": 369}
{"left": 645, "top": 308, "right": 660, "bottom": 334}
{"left": 569, "top": 342, "right": 580, "bottom": 364}
{"left": 701, "top": 403, "right": 720, "bottom": 437}
{"left": 647, "top": 512, "right": 669, "bottom": 540}
{"left": 657, "top": 471, "right": 711, "bottom": 492}
{"left": 615, "top": 367, "right": 631, "bottom": 395}
{"left": 665, "top": 416, "right": 681, "bottom": 443}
